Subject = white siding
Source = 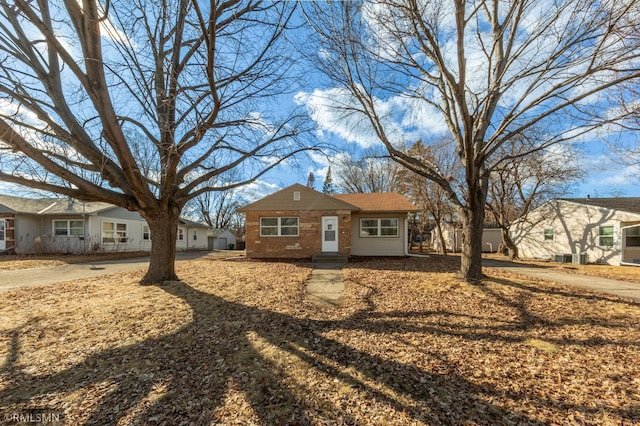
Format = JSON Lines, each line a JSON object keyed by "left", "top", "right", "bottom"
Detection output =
{"left": 512, "top": 200, "right": 640, "bottom": 265}
{"left": 176, "top": 226, "right": 208, "bottom": 251}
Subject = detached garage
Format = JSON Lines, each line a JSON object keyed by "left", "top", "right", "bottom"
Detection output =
{"left": 208, "top": 228, "right": 237, "bottom": 250}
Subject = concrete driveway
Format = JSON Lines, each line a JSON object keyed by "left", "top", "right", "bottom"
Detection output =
{"left": 483, "top": 259, "right": 640, "bottom": 301}
{"left": 0, "top": 251, "right": 244, "bottom": 292}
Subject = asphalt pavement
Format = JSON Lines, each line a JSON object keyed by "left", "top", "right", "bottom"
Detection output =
{"left": 482, "top": 259, "right": 640, "bottom": 301}
{"left": 0, "top": 251, "right": 241, "bottom": 293}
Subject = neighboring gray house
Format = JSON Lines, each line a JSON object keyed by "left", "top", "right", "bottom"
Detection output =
{"left": 510, "top": 197, "right": 640, "bottom": 265}
{"left": 0, "top": 194, "right": 209, "bottom": 254}
{"left": 207, "top": 228, "right": 237, "bottom": 250}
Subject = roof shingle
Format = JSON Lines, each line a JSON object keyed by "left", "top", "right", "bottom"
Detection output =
{"left": 560, "top": 197, "right": 640, "bottom": 215}
{"left": 333, "top": 192, "right": 419, "bottom": 212}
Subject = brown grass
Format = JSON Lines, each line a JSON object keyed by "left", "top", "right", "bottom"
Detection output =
{"left": 1, "top": 256, "right": 639, "bottom": 425}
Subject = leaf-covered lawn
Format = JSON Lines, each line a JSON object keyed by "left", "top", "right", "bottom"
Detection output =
{"left": 1, "top": 257, "right": 639, "bottom": 425}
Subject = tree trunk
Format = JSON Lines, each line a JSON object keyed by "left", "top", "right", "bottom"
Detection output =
{"left": 459, "top": 174, "right": 489, "bottom": 283}
{"left": 434, "top": 220, "right": 448, "bottom": 256}
{"left": 459, "top": 209, "right": 485, "bottom": 282}
{"left": 141, "top": 210, "right": 180, "bottom": 285}
{"left": 501, "top": 227, "right": 519, "bottom": 259}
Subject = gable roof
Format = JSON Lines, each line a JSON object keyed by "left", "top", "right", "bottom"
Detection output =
{"left": 208, "top": 228, "right": 236, "bottom": 237}
{"left": 237, "top": 183, "right": 360, "bottom": 212}
{"left": 559, "top": 197, "right": 640, "bottom": 215}
{"left": 237, "top": 183, "right": 419, "bottom": 213}
{"left": 333, "top": 192, "right": 420, "bottom": 212}
{"left": 179, "top": 217, "right": 209, "bottom": 228}
{"left": 0, "top": 194, "right": 114, "bottom": 215}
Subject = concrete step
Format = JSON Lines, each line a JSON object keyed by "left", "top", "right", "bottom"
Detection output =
{"left": 312, "top": 252, "right": 348, "bottom": 264}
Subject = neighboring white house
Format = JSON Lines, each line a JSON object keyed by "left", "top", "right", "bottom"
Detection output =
{"left": 207, "top": 228, "right": 237, "bottom": 250}
{"left": 431, "top": 224, "right": 502, "bottom": 253}
{"left": 510, "top": 197, "right": 640, "bottom": 266}
{"left": 0, "top": 194, "right": 208, "bottom": 254}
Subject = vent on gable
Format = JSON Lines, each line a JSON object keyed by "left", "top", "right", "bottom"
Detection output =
{"left": 293, "top": 191, "right": 300, "bottom": 201}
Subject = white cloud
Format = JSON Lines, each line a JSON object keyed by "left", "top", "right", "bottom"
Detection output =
{"left": 295, "top": 87, "right": 447, "bottom": 149}
{"left": 235, "top": 180, "right": 280, "bottom": 203}
{"left": 575, "top": 152, "right": 639, "bottom": 196}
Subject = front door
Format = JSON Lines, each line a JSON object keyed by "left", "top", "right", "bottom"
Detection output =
{"left": 321, "top": 216, "right": 339, "bottom": 252}
{"left": 0, "top": 220, "right": 5, "bottom": 251}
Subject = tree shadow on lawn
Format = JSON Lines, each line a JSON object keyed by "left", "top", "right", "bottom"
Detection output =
{"left": 1, "top": 274, "right": 638, "bottom": 424}
{"left": 356, "top": 255, "right": 640, "bottom": 307}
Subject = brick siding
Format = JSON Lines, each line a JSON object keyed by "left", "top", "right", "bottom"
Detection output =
{"left": 244, "top": 210, "right": 352, "bottom": 259}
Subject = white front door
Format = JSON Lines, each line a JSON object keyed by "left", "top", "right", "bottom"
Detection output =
{"left": 321, "top": 216, "right": 339, "bottom": 252}
{"left": 0, "top": 220, "right": 5, "bottom": 251}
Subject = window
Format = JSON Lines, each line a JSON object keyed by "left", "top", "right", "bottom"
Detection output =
{"left": 260, "top": 217, "right": 299, "bottom": 236}
{"left": 625, "top": 227, "right": 640, "bottom": 247}
{"left": 543, "top": 229, "right": 554, "bottom": 241}
{"left": 193, "top": 230, "right": 198, "bottom": 241}
{"left": 178, "top": 228, "right": 184, "bottom": 241}
{"left": 598, "top": 226, "right": 614, "bottom": 248}
{"left": 360, "top": 218, "right": 399, "bottom": 237}
{"left": 102, "top": 222, "right": 127, "bottom": 244}
{"left": 143, "top": 225, "right": 151, "bottom": 241}
{"left": 53, "top": 220, "right": 84, "bottom": 237}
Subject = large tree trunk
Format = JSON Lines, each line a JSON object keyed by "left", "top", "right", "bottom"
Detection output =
{"left": 141, "top": 209, "right": 180, "bottom": 285}
{"left": 459, "top": 173, "right": 489, "bottom": 283}
{"left": 460, "top": 209, "right": 485, "bottom": 282}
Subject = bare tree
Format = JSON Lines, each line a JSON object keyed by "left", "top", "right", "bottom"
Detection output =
{"left": 333, "top": 152, "right": 401, "bottom": 193}
{"left": 396, "top": 139, "right": 460, "bottom": 254}
{"left": 187, "top": 186, "right": 244, "bottom": 230}
{"left": 487, "top": 133, "right": 584, "bottom": 259}
{"left": 0, "top": 0, "right": 312, "bottom": 283}
{"left": 304, "top": 0, "right": 640, "bottom": 282}
{"left": 607, "top": 82, "right": 640, "bottom": 176}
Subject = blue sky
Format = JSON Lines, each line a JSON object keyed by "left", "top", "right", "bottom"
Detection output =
{"left": 0, "top": 1, "right": 638, "bottom": 205}
{"left": 238, "top": 133, "right": 639, "bottom": 203}
{"left": 241, "top": 1, "right": 640, "bottom": 203}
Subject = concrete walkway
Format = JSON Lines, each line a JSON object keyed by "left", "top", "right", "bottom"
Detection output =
{"left": 305, "top": 263, "right": 345, "bottom": 307}
{"left": 483, "top": 259, "right": 640, "bottom": 301}
{"left": 0, "top": 251, "right": 241, "bottom": 293}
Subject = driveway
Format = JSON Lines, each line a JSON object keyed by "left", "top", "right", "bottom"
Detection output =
{"left": 483, "top": 259, "right": 640, "bottom": 301}
{"left": 0, "top": 251, "right": 244, "bottom": 292}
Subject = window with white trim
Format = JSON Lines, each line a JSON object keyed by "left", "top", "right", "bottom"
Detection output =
{"left": 53, "top": 220, "right": 84, "bottom": 237}
{"left": 360, "top": 218, "right": 399, "bottom": 237}
{"left": 143, "top": 225, "right": 151, "bottom": 241}
{"left": 102, "top": 222, "right": 127, "bottom": 244}
{"left": 543, "top": 229, "right": 554, "bottom": 241}
{"left": 178, "top": 228, "right": 184, "bottom": 241}
{"left": 193, "top": 230, "right": 198, "bottom": 241}
{"left": 625, "top": 227, "right": 640, "bottom": 247}
{"left": 598, "top": 225, "right": 614, "bottom": 248}
{"left": 260, "top": 217, "right": 299, "bottom": 236}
